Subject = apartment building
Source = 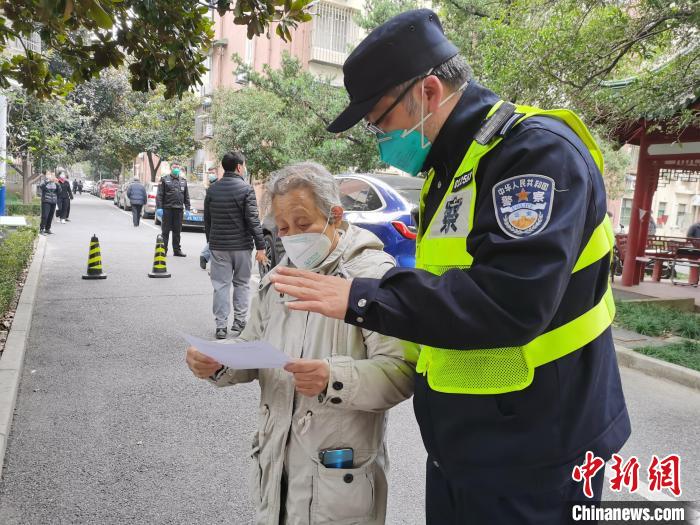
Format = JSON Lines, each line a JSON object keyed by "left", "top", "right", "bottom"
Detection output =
{"left": 193, "top": 1, "right": 364, "bottom": 176}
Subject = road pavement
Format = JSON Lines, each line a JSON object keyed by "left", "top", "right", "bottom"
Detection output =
{"left": 0, "top": 195, "right": 697, "bottom": 524}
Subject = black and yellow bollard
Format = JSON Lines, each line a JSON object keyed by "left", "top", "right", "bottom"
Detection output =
{"left": 148, "top": 234, "right": 171, "bottom": 278}
{"left": 82, "top": 234, "right": 107, "bottom": 280}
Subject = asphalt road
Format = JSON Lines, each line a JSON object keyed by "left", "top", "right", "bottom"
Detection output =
{"left": 0, "top": 195, "right": 698, "bottom": 524}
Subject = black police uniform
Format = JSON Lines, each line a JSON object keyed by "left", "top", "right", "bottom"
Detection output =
{"left": 157, "top": 175, "right": 190, "bottom": 254}
{"left": 327, "top": 9, "right": 631, "bottom": 523}
{"left": 346, "top": 80, "right": 631, "bottom": 523}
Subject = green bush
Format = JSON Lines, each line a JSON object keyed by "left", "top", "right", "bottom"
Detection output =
{"left": 6, "top": 203, "right": 41, "bottom": 216}
{"left": 615, "top": 301, "right": 700, "bottom": 339}
{"left": 0, "top": 227, "right": 38, "bottom": 317}
{"left": 635, "top": 340, "right": 700, "bottom": 372}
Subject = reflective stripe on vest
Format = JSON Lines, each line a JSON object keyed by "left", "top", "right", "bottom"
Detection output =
{"left": 414, "top": 101, "right": 615, "bottom": 395}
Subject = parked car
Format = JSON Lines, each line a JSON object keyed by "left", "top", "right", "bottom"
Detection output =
{"left": 100, "top": 180, "right": 119, "bottom": 200}
{"left": 259, "top": 173, "right": 423, "bottom": 276}
{"left": 118, "top": 182, "right": 132, "bottom": 210}
{"left": 82, "top": 180, "right": 95, "bottom": 194}
{"left": 154, "top": 184, "right": 206, "bottom": 230}
{"left": 142, "top": 181, "right": 159, "bottom": 219}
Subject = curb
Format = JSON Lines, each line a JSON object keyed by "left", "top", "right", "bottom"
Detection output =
{"left": 616, "top": 344, "right": 700, "bottom": 391}
{"left": 0, "top": 234, "right": 46, "bottom": 479}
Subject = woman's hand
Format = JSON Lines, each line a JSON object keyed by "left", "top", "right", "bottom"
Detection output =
{"left": 284, "top": 359, "right": 330, "bottom": 397}
{"left": 186, "top": 346, "right": 222, "bottom": 379}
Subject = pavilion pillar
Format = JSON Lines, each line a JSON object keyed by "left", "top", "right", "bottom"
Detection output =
{"left": 622, "top": 123, "right": 651, "bottom": 286}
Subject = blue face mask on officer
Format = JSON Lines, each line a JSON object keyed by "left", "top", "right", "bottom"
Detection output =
{"left": 171, "top": 168, "right": 181, "bottom": 178}
{"left": 371, "top": 77, "right": 468, "bottom": 176}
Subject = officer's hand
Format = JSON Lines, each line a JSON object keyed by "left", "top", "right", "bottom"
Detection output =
{"left": 186, "top": 346, "right": 222, "bottom": 379}
{"left": 284, "top": 359, "right": 330, "bottom": 397}
{"left": 270, "top": 267, "right": 351, "bottom": 320}
{"left": 255, "top": 249, "right": 269, "bottom": 265}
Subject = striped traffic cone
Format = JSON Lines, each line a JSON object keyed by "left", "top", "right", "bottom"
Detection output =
{"left": 82, "top": 234, "right": 107, "bottom": 280}
{"left": 148, "top": 234, "right": 171, "bottom": 278}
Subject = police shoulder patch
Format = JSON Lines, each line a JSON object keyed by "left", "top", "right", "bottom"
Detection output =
{"left": 492, "top": 174, "right": 554, "bottom": 238}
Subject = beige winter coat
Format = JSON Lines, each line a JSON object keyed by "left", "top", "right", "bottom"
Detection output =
{"left": 208, "top": 223, "right": 415, "bottom": 525}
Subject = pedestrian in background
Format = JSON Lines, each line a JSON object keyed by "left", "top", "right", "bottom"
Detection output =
{"left": 126, "top": 176, "right": 147, "bottom": 227}
{"left": 56, "top": 173, "right": 73, "bottom": 224}
{"left": 39, "top": 172, "right": 61, "bottom": 235}
{"left": 203, "top": 151, "right": 267, "bottom": 339}
{"left": 200, "top": 169, "right": 221, "bottom": 270}
{"left": 688, "top": 221, "right": 700, "bottom": 239}
{"left": 156, "top": 165, "right": 190, "bottom": 256}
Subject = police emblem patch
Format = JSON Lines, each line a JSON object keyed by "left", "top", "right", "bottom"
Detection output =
{"left": 492, "top": 174, "right": 554, "bottom": 238}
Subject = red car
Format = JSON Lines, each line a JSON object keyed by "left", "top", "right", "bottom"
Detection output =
{"left": 99, "top": 181, "right": 118, "bottom": 200}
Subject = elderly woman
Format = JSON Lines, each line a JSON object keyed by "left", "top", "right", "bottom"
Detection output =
{"left": 186, "top": 162, "right": 414, "bottom": 525}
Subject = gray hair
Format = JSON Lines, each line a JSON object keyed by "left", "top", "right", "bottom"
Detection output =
{"left": 265, "top": 162, "right": 341, "bottom": 219}
{"left": 389, "top": 54, "right": 473, "bottom": 115}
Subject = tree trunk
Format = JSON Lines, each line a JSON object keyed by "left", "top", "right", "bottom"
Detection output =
{"left": 21, "top": 156, "right": 37, "bottom": 204}
{"left": 146, "top": 151, "right": 162, "bottom": 182}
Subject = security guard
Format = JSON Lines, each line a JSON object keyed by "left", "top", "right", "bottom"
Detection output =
{"left": 270, "top": 9, "right": 631, "bottom": 524}
{"left": 156, "top": 165, "right": 190, "bottom": 257}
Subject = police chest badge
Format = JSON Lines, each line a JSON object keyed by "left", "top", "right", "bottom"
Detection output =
{"left": 429, "top": 171, "right": 473, "bottom": 239}
{"left": 492, "top": 175, "right": 554, "bottom": 238}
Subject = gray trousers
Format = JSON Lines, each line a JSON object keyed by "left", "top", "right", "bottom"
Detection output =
{"left": 210, "top": 249, "right": 253, "bottom": 328}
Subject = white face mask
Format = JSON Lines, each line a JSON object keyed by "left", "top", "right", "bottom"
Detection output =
{"left": 280, "top": 219, "right": 333, "bottom": 269}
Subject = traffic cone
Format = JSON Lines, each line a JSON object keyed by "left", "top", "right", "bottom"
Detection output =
{"left": 82, "top": 234, "right": 107, "bottom": 280}
{"left": 148, "top": 234, "right": 171, "bottom": 278}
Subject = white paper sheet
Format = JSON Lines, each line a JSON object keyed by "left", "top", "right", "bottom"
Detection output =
{"left": 183, "top": 333, "right": 290, "bottom": 369}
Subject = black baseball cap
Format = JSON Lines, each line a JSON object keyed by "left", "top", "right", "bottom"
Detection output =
{"left": 327, "top": 9, "right": 458, "bottom": 133}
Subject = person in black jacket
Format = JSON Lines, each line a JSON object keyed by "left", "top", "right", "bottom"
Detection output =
{"left": 39, "top": 172, "right": 61, "bottom": 235}
{"left": 204, "top": 151, "right": 267, "bottom": 339}
{"left": 200, "top": 170, "right": 221, "bottom": 269}
{"left": 269, "top": 10, "right": 631, "bottom": 524}
{"left": 56, "top": 173, "right": 73, "bottom": 223}
{"left": 156, "top": 165, "right": 190, "bottom": 256}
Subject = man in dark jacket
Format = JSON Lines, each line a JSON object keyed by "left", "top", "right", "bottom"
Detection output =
{"left": 126, "top": 176, "right": 147, "bottom": 227}
{"left": 204, "top": 151, "right": 267, "bottom": 339}
{"left": 156, "top": 166, "right": 190, "bottom": 256}
{"left": 56, "top": 173, "right": 73, "bottom": 224}
{"left": 39, "top": 172, "right": 61, "bottom": 235}
{"left": 200, "top": 170, "right": 221, "bottom": 269}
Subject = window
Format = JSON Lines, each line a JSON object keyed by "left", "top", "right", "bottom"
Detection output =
{"left": 676, "top": 203, "right": 687, "bottom": 227}
{"left": 338, "top": 178, "right": 383, "bottom": 212}
{"left": 657, "top": 202, "right": 666, "bottom": 219}
{"left": 620, "top": 198, "right": 632, "bottom": 227}
{"left": 311, "top": 2, "right": 361, "bottom": 65}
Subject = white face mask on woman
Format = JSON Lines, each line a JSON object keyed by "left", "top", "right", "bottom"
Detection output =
{"left": 280, "top": 219, "right": 333, "bottom": 269}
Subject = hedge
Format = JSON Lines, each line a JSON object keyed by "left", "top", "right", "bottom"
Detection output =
{"left": 0, "top": 227, "right": 38, "bottom": 318}
{"left": 6, "top": 203, "right": 42, "bottom": 216}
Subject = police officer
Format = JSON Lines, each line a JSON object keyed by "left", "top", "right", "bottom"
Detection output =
{"left": 156, "top": 165, "right": 190, "bottom": 256}
{"left": 270, "top": 9, "right": 631, "bottom": 524}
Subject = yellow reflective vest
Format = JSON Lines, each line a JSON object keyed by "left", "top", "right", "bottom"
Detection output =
{"left": 414, "top": 101, "right": 615, "bottom": 395}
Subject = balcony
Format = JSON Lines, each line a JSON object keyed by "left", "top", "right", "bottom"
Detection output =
{"left": 310, "top": 2, "right": 361, "bottom": 66}
{"left": 195, "top": 114, "right": 214, "bottom": 141}
{"left": 6, "top": 33, "right": 41, "bottom": 55}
